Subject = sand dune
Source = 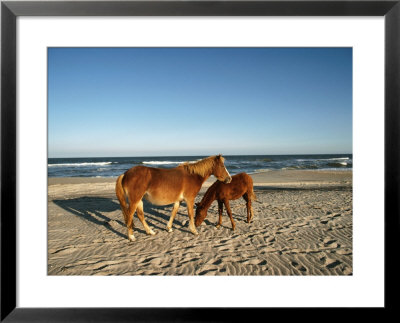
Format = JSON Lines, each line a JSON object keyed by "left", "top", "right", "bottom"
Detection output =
{"left": 48, "top": 170, "right": 352, "bottom": 276}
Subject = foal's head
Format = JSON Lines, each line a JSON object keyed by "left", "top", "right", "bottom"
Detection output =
{"left": 195, "top": 181, "right": 218, "bottom": 227}
{"left": 213, "top": 155, "right": 232, "bottom": 183}
{"left": 195, "top": 199, "right": 213, "bottom": 227}
{"left": 195, "top": 203, "right": 207, "bottom": 227}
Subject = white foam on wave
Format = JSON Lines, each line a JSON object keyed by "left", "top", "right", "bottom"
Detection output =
{"left": 142, "top": 161, "right": 184, "bottom": 165}
{"left": 326, "top": 157, "right": 350, "bottom": 161}
{"left": 295, "top": 157, "right": 350, "bottom": 162}
{"left": 48, "top": 162, "right": 113, "bottom": 167}
{"left": 253, "top": 168, "right": 272, "bottom": 173}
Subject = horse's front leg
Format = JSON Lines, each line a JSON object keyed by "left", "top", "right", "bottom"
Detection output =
{"left": 223, "top": 199, "right": 236, "bottom": 231}
{"left": 216, "top": 200, "right": 223, "bottom": 228}
{"left": 166, "top": 201, "right": 180, "bottom": 233}
{"left": 186, "top": 198, "right": 198, "bottom": 235}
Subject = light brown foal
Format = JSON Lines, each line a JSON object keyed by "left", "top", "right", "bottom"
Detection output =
{"left": 195, "top": 172, "right": 256, "bottom": 230}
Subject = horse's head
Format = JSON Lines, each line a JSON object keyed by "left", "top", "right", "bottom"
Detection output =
{"left": 213, "top": 155, "right": 232, "bottom": 183}
{"left": 195, "top": 203, "right": 207, "bottom": 227}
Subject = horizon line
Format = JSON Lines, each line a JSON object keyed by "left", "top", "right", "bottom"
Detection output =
{"left": 48, "top": 152, "right": 353, "bottom": 159}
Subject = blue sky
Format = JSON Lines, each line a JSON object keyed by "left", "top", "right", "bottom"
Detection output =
{"left": 48, "top": 47, "right": 352, "bottom": 158}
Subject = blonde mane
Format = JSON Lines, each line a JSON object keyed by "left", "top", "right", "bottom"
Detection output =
{"left": 181, "top": 155, "right": 222, "bottom": 177}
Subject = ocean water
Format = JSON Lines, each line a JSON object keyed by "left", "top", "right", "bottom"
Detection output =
{"left": 48, "top": 154, "right": 352, "bottom": 178}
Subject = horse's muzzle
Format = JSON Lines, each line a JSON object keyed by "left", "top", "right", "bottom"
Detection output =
{"left": 224, "top": 176, "right": 232, "bottom": 184}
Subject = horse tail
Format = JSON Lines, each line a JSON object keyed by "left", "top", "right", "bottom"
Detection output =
{"left": 116, "top": 174, "right": 129, "bottom": 222}
{"left": 247, "top": 174, "right": 257, "bottom": 201}
{"left": 250, "top": 188, "right": 257, "bottom": 201}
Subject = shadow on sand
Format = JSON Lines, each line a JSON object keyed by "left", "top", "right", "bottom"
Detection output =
{"left": 52, "top": 197, "right": 127, "bottom": 238}
{"left": 52, "top": 197, "right": 191, "bottom": 238}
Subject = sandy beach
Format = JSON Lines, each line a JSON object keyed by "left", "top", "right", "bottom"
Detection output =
{"left": 48, "top": 170, "right": 352, "bottom": 276}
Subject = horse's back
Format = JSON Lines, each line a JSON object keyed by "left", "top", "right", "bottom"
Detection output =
{"left": 238, "top": 173, "right": 256, "bottom": 200}
{"left": 234, "top": 172, "right": 253, "bottom": 184}
{"left": 121, "top": 166, "right": 152, "bottom": 194}
{"left": 213, "top": 172, "right": 249, "bottom": 200}
{"left": 123, "top": 165, "right": 151, "bottom": 183}
{"left": 230, "top": 173, "right": 253, "bottom": 187}
{"left": 147, "top": 166, "right": 186, "bottom": 188}
{"left": 123, "top": 165, "right": 186, "bottom": 186}
{"left": 122, "top": 165, "right": 190, "bottom": 205}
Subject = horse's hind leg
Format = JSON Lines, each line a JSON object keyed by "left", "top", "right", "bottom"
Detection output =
{"left": 223, "top": 199, "right": 235, "bottom": 230}
{"left": 136, "top": 200, "right": 155, "bottom": 235}
{"left": 243, "top": 193, "right": 253, "bottom": 223}
{"left": 166, "top": 201, "right": 180, "bottom": 233}
{"left": 126, "top": 202, "right": 138, "bottom": 241}
{"left": 249, "top": 203, "right": 254, "bottom": 223}
{"left": 216, "top": 200, "right": 223, "bottom": 229}
{"left": 186, "top": 198, "right": 198, "bottom": 235}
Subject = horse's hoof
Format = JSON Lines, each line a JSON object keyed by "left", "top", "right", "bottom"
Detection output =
{"left": 167, "top": 227, "right": 173, "bottom": 233}
{"left": 191, "top": 230, "right": 199, "bottom": 235}
{"left": 128, "top": 235, "right": 136, "bottom": 241}
{"left": 148, "top": 229, "right": 156, "bottom": 235}
{"left": 215, "top": 225, "right": 221, "bottom": 229}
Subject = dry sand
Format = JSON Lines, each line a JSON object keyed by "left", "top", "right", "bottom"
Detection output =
{"left": 48, "top": 170, "right": 352, "bottom": 276}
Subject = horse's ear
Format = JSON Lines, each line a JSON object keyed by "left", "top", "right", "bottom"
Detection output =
{"left": 216, "top": 154, "right": 222, "bottom": 159}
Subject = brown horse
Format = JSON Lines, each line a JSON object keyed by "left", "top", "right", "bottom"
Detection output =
{"left": 195, "top": 172, "right": 256, "bottom": 230}
{"left": 115, "top": 155, "right": 232, "bottom": 241}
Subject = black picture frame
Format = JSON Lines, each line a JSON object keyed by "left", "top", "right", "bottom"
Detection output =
{"left": 1, "top": 0, "right": 398, "bottom": 321}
